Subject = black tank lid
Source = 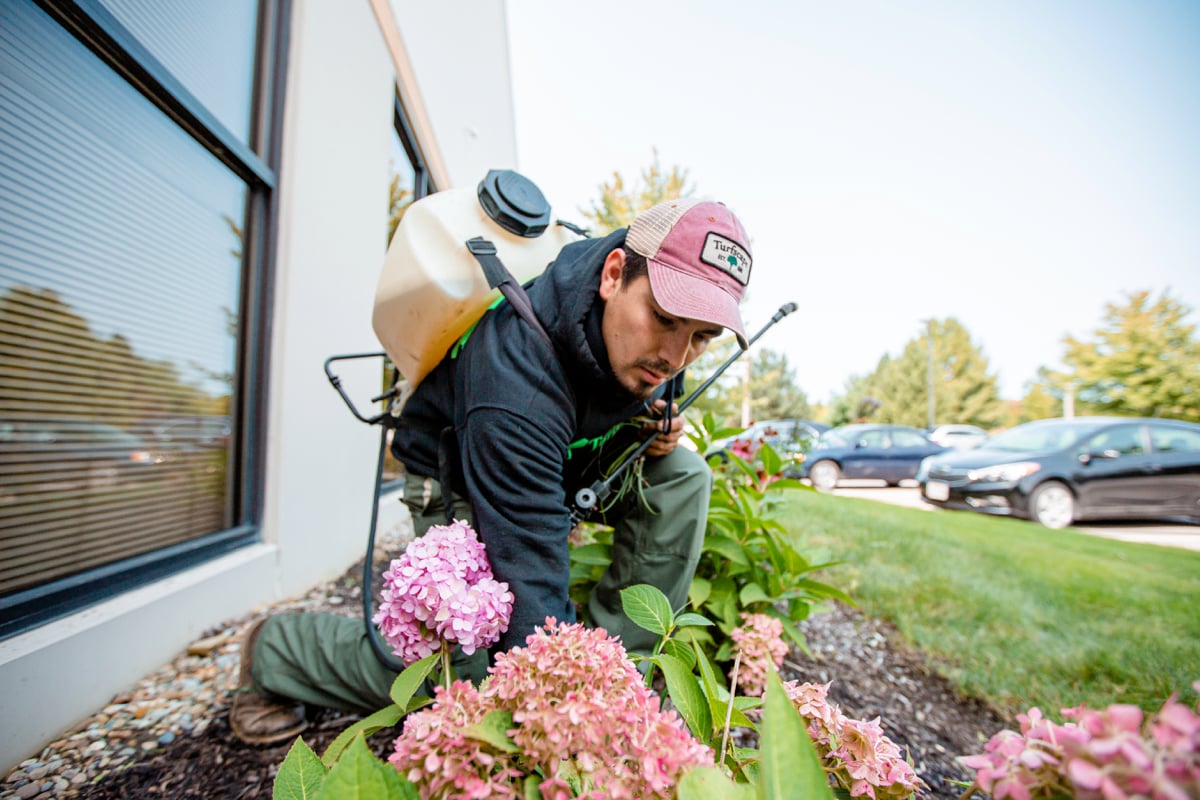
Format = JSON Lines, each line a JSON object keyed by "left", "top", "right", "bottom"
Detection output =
{"left": 477, "top": 169, "right": 550, "bottom": 238}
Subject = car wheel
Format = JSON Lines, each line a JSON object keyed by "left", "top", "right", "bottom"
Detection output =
{"left": 809, "top": 460, "right": 841, "bottom": 493}
{"left": 1029, "top": 481, "right": 1075, "bottom": 529}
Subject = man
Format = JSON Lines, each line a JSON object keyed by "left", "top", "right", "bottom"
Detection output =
{"left": 230, "top": 198, "right": 754, "bottom": 745}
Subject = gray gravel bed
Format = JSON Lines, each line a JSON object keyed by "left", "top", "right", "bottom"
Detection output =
{"left": 0, "top": 519, "right": 414, "bottom": 800}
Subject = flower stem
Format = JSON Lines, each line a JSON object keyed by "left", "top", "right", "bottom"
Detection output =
{"left": 720, "top": 649, "right": 742, "bottom": 766}
{"left": 440, "top": 646, "right": 452, "bottom": 691}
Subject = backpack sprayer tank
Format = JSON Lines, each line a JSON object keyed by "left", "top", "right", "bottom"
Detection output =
{"left": 372, "top": 170, "right": 583, "bottom": 389}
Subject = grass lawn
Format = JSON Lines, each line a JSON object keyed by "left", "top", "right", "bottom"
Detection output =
{"left": 779, "top": 489, "right": 1200, "bottom": 718}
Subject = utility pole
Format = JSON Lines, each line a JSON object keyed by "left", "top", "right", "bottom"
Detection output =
{"left": 925, "top": 319, "right": 936, "bottom": 429}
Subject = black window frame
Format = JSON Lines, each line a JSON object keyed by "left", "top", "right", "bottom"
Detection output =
{"left": 0, "top": 0, "right": 291, "bottom": 640}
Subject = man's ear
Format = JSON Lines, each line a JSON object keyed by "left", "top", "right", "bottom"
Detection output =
{"left": 597, "top": 248, "right": 626, "bottom": 301}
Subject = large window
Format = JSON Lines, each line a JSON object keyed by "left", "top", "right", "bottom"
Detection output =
{"left": 0, "top": 0, "right": 287, "bottom": 637}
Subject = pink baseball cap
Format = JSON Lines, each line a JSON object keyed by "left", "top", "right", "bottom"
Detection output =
{"left": 625, "top": 199, "right": 753, "bottom": 348}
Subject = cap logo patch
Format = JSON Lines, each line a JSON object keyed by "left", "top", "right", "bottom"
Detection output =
{"left": 700, "top": 233, "right": 751, "bottom": 285}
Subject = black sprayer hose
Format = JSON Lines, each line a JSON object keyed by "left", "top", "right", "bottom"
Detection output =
{"left": 363, "top": 419, "right": 410, "bottom": 673}
{"left": 570, "top": 301, "right": 798, "bottom": 524}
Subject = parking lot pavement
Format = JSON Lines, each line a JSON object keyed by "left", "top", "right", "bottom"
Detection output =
{"left": 827, "top": 481, "right": 1200, "bottom": 552}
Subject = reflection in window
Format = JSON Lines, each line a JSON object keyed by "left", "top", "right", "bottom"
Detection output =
{"left": 96, "top": 0, "right": 260, "bottom": 142}
{"left": 1089, "top": 427, "right": 1145, "bottom": 457}
{"left": 1150, "top": 426, "right": 1200, "bottom": 453}
{"left": 0, "top": 0, "right": 248, "bottom": 598}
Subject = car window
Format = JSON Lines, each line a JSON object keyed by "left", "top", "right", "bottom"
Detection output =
{"left": 858, "top": 430, "right": 889, "bottom": 449}
{"left": 819, "top": 429, "right": 853, "bottom": 447}
{"left": 987, "top": 423, "right": 1097, "bottom": 452}
{"left": 1086, "top": 425, "right": 1145, "bottom": 456}
{"left": 891, "top": 429, "right": 928, "bottom": 447}
{"left": 1149, "top": 425, "right": 1200, "bottom": 453}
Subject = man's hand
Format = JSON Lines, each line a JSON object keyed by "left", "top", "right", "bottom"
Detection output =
{"left": 640, "top": 399, "right": 683, "bottom": 457}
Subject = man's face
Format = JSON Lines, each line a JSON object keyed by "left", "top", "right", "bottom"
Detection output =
{"left": 598, "top": 249, "right": 725, "bottom": 400}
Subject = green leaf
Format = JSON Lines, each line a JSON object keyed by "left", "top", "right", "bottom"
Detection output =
{"left": 273, "top": 737, "right": 327, "bottom": 800}
{"left": 691, "top": 637, "right": 723, "bottom": 700}
{"left": 794, "top": 578, "right": 856, "bottom": 606}
{"left": 523, "top": 774, "right": 542, "bottom": 799}
{"left": 389, "top": 652, "right": 439, "bottom": 709}
{"left": 674, "top": 626, "right": 714, "bottom": 647}
{"left": 674, "top": 612, "right": 715, "bottom": 628}
{"left": 762, "top": 477, "right": 807, "bottom": 492}
{"left": 653, "top": 653, "right": 712, "bottom": 743}
{"left": 710, "top": 696, "right": 758, "bottom": 730}
{"left": 758, "top": 670, "right": 834, "bottom": 800}
{"left": 314, "top": 735, "right": 417, "bottom": 800}
{"left": 569, "top": 561, "right": 602, "bottom": 583}
{"left": 462, "top": 709, "right": 520, "bottom": 753}
{"left": 569, "top": 542, "right": 613, "bottom": 565}
{"left": 738, "top": 582, "right": 772, "bottom": 606}
{"left": 321, "top": 705, "right": 403, "bottom": 768}
{"left": 760, "top": 442, "right": 783, "bottom": 476}
{"left": 689, "top": 576, "right": 712, "bottom": 608}
{"left": 704, "top": 535, "right": 750, "bottom": 565}
{"left": 678, "top": 766, "right": 757, "bottom": 799}
{"left": 620, "top": 584, "right": 673, "bottom": 636}
{"left": 663, "top": 637, "right": 697, "bottom": 669}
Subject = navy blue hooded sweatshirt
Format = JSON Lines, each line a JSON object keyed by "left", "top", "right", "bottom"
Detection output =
{"left": 392, "top": 228, "right": 672, "bottom": 653}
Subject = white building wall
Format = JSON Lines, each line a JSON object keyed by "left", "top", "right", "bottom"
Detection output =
{"left": 0, "top": 0, "right": 517, "bottom": 771}
{"left": 388, "top": 0, "right": 519, "bottom": 188}
{"left": 262, "top": 0, "right": 395, "bottom": 597}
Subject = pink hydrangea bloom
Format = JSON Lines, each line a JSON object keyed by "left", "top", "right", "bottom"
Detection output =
{"left": 730, "top": 612, "right": 789, "bottom": 696}
{"left": 782, "top": 680, "right": 923, "bottom": 800}
{"left": 389, "top": 680, "right": 525, "bottom": 799}
{"left": 390, "top": 618, "right": 713, "bottom": 799}
{"left": 373, "top": 519, "right": 513, "bottom": 665}
{"left": 485, "top": 619, "right": 713, "bottom": 798}
{"left": 962, "top": 693, "right": 1200, "bottom": 800}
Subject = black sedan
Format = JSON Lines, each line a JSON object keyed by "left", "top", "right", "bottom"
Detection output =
{"left": 798, "top": 424, "right": 947, "bottom": 492}
{"left": 917, "top": 416, "right": 1200, "bottom": 528}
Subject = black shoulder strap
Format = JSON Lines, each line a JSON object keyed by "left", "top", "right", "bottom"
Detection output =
{"left": 466, "top": 237, "right": 553, "bottom": 349}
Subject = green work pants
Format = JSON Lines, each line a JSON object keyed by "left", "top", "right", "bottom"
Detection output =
{"left": 251, "top": 446, "right": 711, "bottom": 715}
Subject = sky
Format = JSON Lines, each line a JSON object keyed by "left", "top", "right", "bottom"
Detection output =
{"left": 504, "top": 0, "right": 1200, "bottom": 404}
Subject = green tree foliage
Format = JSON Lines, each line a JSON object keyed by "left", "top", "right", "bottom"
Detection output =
{"left": 1019, "top": 367, "right": 1066, "bottom": 422}
{"left": 827, "top": 371, "right": 884, "bottom": 427}
{"left": 747, "top": 349, "right": 812, "bottom": 422}
{"left": 828, "top": 318, "right": 1004, "bottom": 429}
{"left": 684, "top": 338, "right": 742, "bottom": 427}
{"left": 682, "top": 345, "right": 811, "bottom": 431}
{"left": 0, "top": 286, "right": 218, "bottom": 424}
{"left": 580, "top": 148, "right": 692, "bottom": 235}
{"left": 1059, "top": 290, "right": 1200, "bottom": 422}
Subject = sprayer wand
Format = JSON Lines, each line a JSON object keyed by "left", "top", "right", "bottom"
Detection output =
{"left": 569, "top": 301, "right": 798, "bottom": 525}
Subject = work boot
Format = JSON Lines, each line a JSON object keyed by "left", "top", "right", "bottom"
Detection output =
{"left": 229, "top": 618, "right": 308, "bottom": 745}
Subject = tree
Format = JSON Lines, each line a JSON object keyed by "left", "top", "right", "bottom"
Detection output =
{"left": 828, "top": 372, "right": 884, "bottom": 427}
{"left": 1018, "top": 369, "right": 1064, "bottom": 422}
{"left": 827, "top": 318, "right": 1004, "bottom": 429}
{"left": 683, "top": 338, "right": 742, "bottom": 428}
{"left": 747, "top": 349, "right": 812, "bottom": 421}
{"left": 580, "top": 148, "right": 692, "bottom": 235}
{"left": 1059, "top": 290, "right": 1200, "bottom": 422}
